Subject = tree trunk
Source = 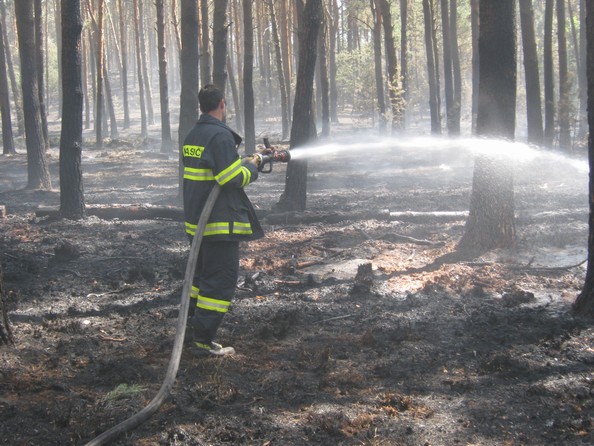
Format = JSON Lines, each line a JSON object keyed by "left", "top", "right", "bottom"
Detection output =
{"left": 371, "top": 0, "right": 386, "bottom": 134}
{"left": 440, "top": 0, "right": 455, "bottom": 135}
{"left": 212, "top": 0, "right": 228, "bottom": 94}
{"left": 198, "top": 0, "right": 210, "bottom": 86}
{"left": 277, "top": 0, "right": 322, "bottom": 213}
{"left": 318, "top": 9, "right": 330, "bottom": 138}
{"left": 0, "top": 16, "right": 14, "bottom": 155}
{"left": 458, "top": 0, "right": 516, "bottom": 251}
{"left": 1, "top": 0, "right": 24, "bottom": 136}
{"left": 400, "top": 0, "right": 409, "bottom": 128}
{"left": 268, "top": 0, "right": 290, "bottom": 139}
{"left": 96, "top": 0, "right": 105, "bottom": 148}
{"left": 328, "top": 0, "right": 339, "bottom": 124}
{"left": 117, "top": 0, "right": 130, "bottom": 128}
{"left": 422, "top": 0, "right": 441, "bottom": 134}
{"left": 470, "top": 0, "right": 479, "bottom": 134}
{"left": 59, "top": 0, "right": 85, "bottom": 220}
{"left": 178, "top": 0, "right": 199, "bottom": 146}
{"left": 449, "top": 0, "right": 461, "bottom": 135}
{"left": 34, "top": 0, "right": 48, "bottom": 151}
{"left": 54, "top": 0, "right": 63, "bottom": 119}
{"left": 138, "top": 0, "right": 154, "bottom": 125}
{"left": 15, "top": 0, "right": 51, "bottom": 190}
{"left": 576, "top": 0, "right": 587, "bottom": 139}
{"left": 133, "top": 0, "right": 148, "bottom": 137}
{"left": 574, "top": 0, "right": 594, "bottom": 315}
{"left": 156, "top": 0, "right": 172, "bottom": 153}
{"left": 226, "top": 51, "right": 242, "bottom": 131}
{"left": 543, "top": 0, "right": 555, "bottom": 146}
{"left": 557, "top": 0, "right": 571, "bottom": 150}
{"left": 519, "top": 0, "right": 544, "bottom": 146}
{"left": 378, "top": 0, "right": 400, "bottom": 132}
{"left": 0, "top": 262, "right": 14, "bottom": 346}
{"left": 242, "top": 0, "right": 255, "bottom": 154}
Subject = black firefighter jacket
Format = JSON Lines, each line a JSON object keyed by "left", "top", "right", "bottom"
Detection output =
{"left": 182, "top": 114, "right": 264, "bottom": 242}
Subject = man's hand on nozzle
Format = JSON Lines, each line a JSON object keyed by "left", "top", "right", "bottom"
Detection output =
{"left": 245, "top": 153, "right": 262, "bottom": 168}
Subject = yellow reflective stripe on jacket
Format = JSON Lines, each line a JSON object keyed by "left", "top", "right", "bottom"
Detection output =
{"left": 185, "top": 221, "right": 252, "bottom": 236}
{"left": 184, "top": 167, "right": 215, "bottom": 181}
{"left": 204, "top": 222, "right": 230, "bottom": 236}
{"left": 233, "top": 222, "right": 253, "bottom": 235}
{"left": 215, "top": 158, "right": 243, "bottom": 186}
{"left": 196, "top": 295, "right": 231, "bottom": 313}
{"left": 191, "top": 286, "right": 200, "bottom": 299}
{"left": 241, "top": 166, "right": 252, "bottom": 187}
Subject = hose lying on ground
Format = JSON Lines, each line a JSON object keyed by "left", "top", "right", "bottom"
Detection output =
{"left": 85, "top": 186, "right": 221, "bottom": 446}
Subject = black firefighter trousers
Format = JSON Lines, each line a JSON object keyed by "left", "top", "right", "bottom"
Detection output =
{"left": 191, "top": 240, "right": 239, "bottom": 345}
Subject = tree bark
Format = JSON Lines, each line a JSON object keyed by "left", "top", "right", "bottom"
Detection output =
{"left": 268, "top": 0, "right": 290, "bottom": 139}
{"left": 543, "top": 0, "right": 555, "bottom": 146}
{"left": 574, "top": 0, "right": 594, "bottom": 315}
{"left": 242, "top": 0, "right": 255, "bottom": 154}
{"left": 15, "top": 0, "right": 51, "bottom": 190}
{"left": 137, "top": 0, "right": 154, "bottom": 125}
{"left": 459, "top": 0, "right": 516, "bottom": 251}
{"left": 94, "top": 0, "right": 105, "bottom": 148}
{"left": 133, "top": 0, "right": 148, "bottom": 138}
{"left": 117, "top": 0, "right": 130, "bottom": 128}
{"left": 199, "top": 0, "right": 210, "bottom": 86}
{"left": 156, "top": 0, "right": 172, "bottom": 153}
{"left": 370, "top": 0, "right": 386, "bottom": 134}
{"left": 0, "top": 262, "right": 14, "bottom": 346}
{"left": 422, "top": 0, "right": 441, "bottom": 134}
{"left": 449, "top": 0, "right": 462, "bottom": 136}
{"left": 378, "top": 0, "right": 400, "bottom": 132}
{"left": 0, "top": 15, "right": 14, "bottom": 155}
{"left": 34, "top": 0, "right": 48, "bottom": 151}
{"left": 328, "top": 0, "right": 339, "bottom": 124}
{"left": 519, "top": 0, "right": 544, "bottom": 146}
{"left": 318, "top": 7, "right": 330, "bottom": 138}
{"left": 1, "top": 0, "right": 24, "bottom": 136}
{"left": 178, "top": 0, "right": 199, "bottom": 147}
{"left": 212, "top": 0, "right": 228, "bottom": 94}
{"left": 440, "top": 0, "right": 455, "bottom": 135}
{"left": 470, "top": 0, "right": 479, "bottom": 134}
{"left": 60, "top": 0, "right": 85, "bottom": 220}
{"left": 277, "top": 0, "right": 322, "bottom": 212}
{"left": 557, "top": 0, "right": 571, "bottom": 150}
{"left": 400, "top": 0, "right": 409, "bottom": 128}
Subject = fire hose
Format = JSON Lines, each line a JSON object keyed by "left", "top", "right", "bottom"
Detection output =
{"left": 84, "top": 185, "right": 221, "bottom": 446}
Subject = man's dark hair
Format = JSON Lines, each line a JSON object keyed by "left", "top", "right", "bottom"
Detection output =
{"left": 199, "top": 84, "right": 224, "bottom": 113}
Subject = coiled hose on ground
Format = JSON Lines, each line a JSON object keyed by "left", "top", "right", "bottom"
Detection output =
{"left": 85, "top": 185, "right": 221, "bottom": 446}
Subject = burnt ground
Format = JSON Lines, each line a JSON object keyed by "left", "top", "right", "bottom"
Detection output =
{"left": 1, "top": 129, "right": 593, "bottom": 446}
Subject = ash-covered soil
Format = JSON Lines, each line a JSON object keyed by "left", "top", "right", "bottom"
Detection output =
{"left": 1, "top": 132, "right": 593, "bottom": 446}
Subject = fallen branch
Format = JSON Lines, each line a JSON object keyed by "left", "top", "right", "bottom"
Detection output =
{"left": 36, "top": 204, "right": 184, "bottom": 221}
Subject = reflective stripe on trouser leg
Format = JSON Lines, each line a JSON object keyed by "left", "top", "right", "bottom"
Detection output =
{"left": 191, "top": 241, "right": 240, "bottom": 344}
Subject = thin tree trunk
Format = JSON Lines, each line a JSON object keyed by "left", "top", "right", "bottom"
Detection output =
{"left": 83, "top": 34, "right": 90, "bottom": 129}
{"left": 268, "top": 0, "right": 290, "bottom": 139}
{"left": 449, "top": 0, "right": 461, "bottom": 135}
{"left": 34, "top": 0, "right": 48, "bottom": 150}
{"left": 0, "top": 16, "right": 14, "bottom": 154}
{"left": 329, "top": 0, "right": 339, "bottom": 123}
{"left": 212, "top": 0, "right": 228, "bottom": 94}
{"left": 318, "top": 7, "right": 330, "bottom": 138}
{"left": 15, "top": 0, "right": 51, "bottom": 189}
{"left": 378, "top": 0, "right": 400, "bottom": 132}
{"left": 371, "top": 0, "right": 386, "bottom": 134}
{"left": 557, "top": 0, "right": 571, "bottom": 150}
{"left": 543, "top": 0, "right": 555, "bottom": 146}
{"left": 94, "top": 0, "right": 105, "bottom": 148}
{"left": 138, "top": 0, "right": 154, "bottom": 125}
{"left": 470, "top": 0, "right": 479, "bottom": 134}
{"left": 422, "top": 0, "right": 441, "bottom": 134}
{"left": 1, "top": 0, "right": 23, "bottom": 136}
{"left": 133, "top": 0, "right": 148, "bottom": 137}
{"left": 54, "top": 0, "right": 63, "bottom": 119}
{"left": 200, "top": 0, "right": 211, "bottom": 85}
{"left": 440, "top": 0, "right": 455, "bottom": 135}
{"left": 400, "top": 0, "right": 409, "bottom": 128}
{"left": 519, "top": 0, "right": 544, "bottom": 145}
{"left": 60, "top": 0, "right": 85, "bottom": 220}
{"left": 242, "top": 0, "right": 255, "bottom": 154}
{"left": 226, "top": 51, "right": 242, "bottom": 131}
{"left": 156, "top": 0, "right": 172, "bottom": 152}
{"left": 117, "top": 0, "right": 130, "bottom": 128}
{"left": 576, "top": 0, "right": 587, "bottom": 139}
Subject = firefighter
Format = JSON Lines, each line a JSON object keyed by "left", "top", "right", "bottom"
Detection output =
{"left": 182, "top": 84, "right": 264, "bottom": 356}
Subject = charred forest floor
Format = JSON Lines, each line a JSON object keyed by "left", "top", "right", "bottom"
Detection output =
{"left": 1, "top": 127, "right": 593, "bottom": 446}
